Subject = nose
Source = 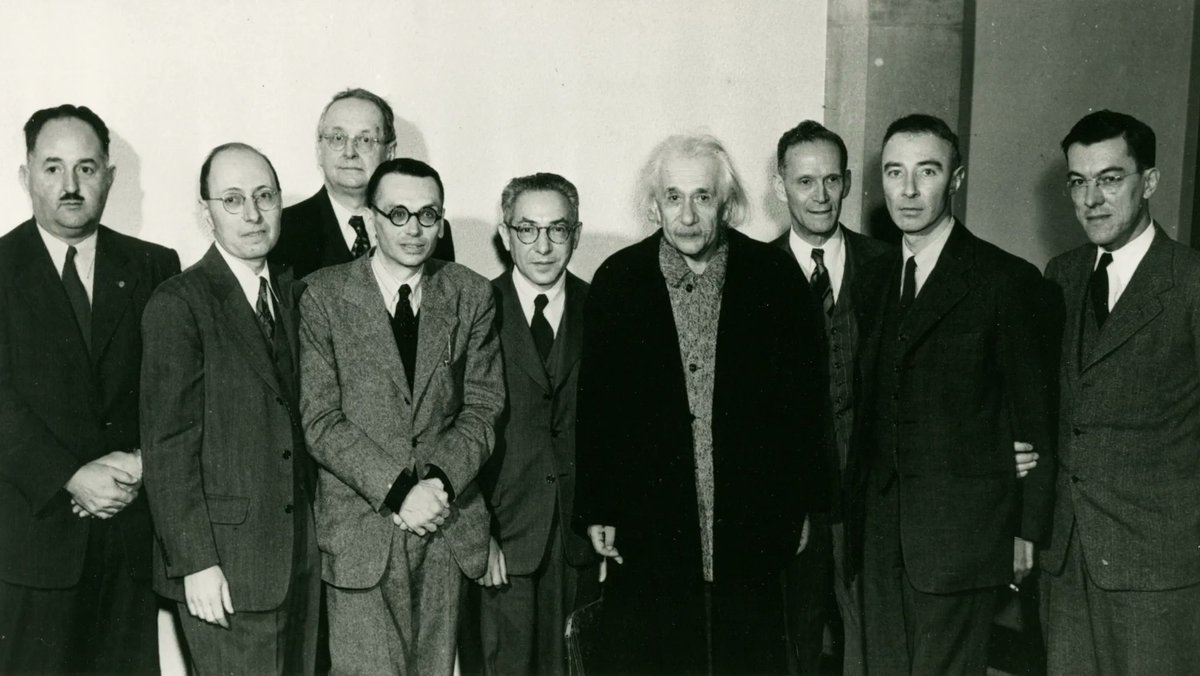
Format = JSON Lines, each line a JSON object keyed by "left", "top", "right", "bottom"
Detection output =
{"left": 814, "top": 181, "right": 829, "bottom": 203}
{"left": 680, "top": 199, "right": 698, "bottom": 226}
{"left": 1083, "top": 181, "right": 1106, "bottom": 208}
{"left": 533, "top": 229, "right": 553, "bottom": 253}
{"left": 902, "top": 173, "right": 919, "bottom": 198}
{"left": 341, "top": 139, "right": 359, "bottom": 159}
{"left": 242, "top": 199, "right": 262, "bottom": 223}
{"left": 402, "top": 217, "right": 422, "bottom": 237}
{"left": 63, "top": 168, "right": 79, "bottom": 193}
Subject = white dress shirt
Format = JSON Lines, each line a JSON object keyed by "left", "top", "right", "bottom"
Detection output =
{"left": 901, "top": 215, "right": 956, "bottom": 297}
{"left": 371, "top": 253, "right": 424, "bottom": 317}
{"left": 214, "top": 241, "right": 275, "bottom": 319}
{"left": 1097, "top": 221, "right": 1155, "bottom": 310}
{"left": 37, "top": 223, "right": 97, "bottom": 302}
{"left": 788, "top": 226, "right": 846, "bottom": 303}
{"left": 511, "top": 267, "right": 566, "bottom": 337}
{"left": 327, "top": 191, "right": 376, "bottom": 252}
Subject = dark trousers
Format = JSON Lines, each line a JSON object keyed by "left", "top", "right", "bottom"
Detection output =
{"left": 1043, "top": 526, "right": 1200, "bottom": 675}
{"left": 177, "top": 510, "right": 320, "bottom": 675}
{"left": 0, "top": 518, "right": 159, "bottom": 674}
{"left": 327, "top": 531, "right": 464, "bottom": 676}
{"left": 783, "top": 521, "right": 833, "bottom": 675}
{"left": 480, "top": 521, "right": 579, "bottom": 676}
{"left": 863, "top": 475, "right": 996, "bottom": 676}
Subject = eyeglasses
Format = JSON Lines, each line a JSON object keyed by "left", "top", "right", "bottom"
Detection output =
{"left": 373, "top": 204, "right": 442, "bottom": 228}
{"left": 205, "top": 189, "right": 280, "bottom": 215}
{"left": 1066, "top": 171, "right": 1141, "bottom": 197}
{"left": 505, "top": 223, "right": 579, "bottom": 245}
{"left": 319, "top": 131, "right": 385, "bottom": 154}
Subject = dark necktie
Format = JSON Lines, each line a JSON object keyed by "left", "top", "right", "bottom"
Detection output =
{"left": 393, "top": 284, "right": 417, "bottom": 389}
{"left": 62, "top": 245, "right": 91, "bottom": 352}
{"left": 899, "top": 256, "right": 917, "bottom": 317}
{"left": 810, "top": 248, "right": 834, "bottom": 318}
{"left": 530, "top": 294, "right": 553, "bottom": 362}
{"left": 1091, "top": 252, "right": 1114, "bottom": 327}
{"left": 256, "top": 277, "right": 275, "bottom": 341}
{"left": 349, "top": 215, "right": 370, "bottom": 258}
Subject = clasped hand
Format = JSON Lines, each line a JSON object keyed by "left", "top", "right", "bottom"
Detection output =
{"left": 392, "top": 478, "right": 450, "bottom": 536}
{"left": 67, "top": 450, "right": 142, "bottom": 519}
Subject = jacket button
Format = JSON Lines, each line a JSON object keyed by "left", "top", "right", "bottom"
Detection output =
{"left": 276, "top": 396, "right": 285, "bottom": 406}
{"left": 284, "top": 504, "right": 294, "bottom": 514}
{"left": 1071, "top": 475, "right": 1081, "bottom": 484}
{"left": 688, "top": 363, "right": 698, "bottom": 373}
{"left": 412, "top": 437, "right": 420, "bottom": 446}
{"left": 543, "top": 393, "right": 552, "bottom": 401}
{"left": 1073, "top": 427, "right": 1083, "bottom": 437}
{"left": 282, "top": 450, "right": 292, "bottom": 459}
{"left": 545, "top": 474, "right": 556, "bottom": 484}
{"left": 551, "top": 430, "right": 560, "bottom": 438}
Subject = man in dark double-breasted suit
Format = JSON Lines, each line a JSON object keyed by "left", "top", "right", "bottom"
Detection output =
{"left": 1041, "top": 110, "right": 1200, "bottom": 675}
{"left": 0, "top": 105, "right": 179, "bottom": 674}
{"left": 856, "top": 115, "right": 1055, "bottom": 676}
{"left": 474, "top": 173, "right": 595, "bottom": 675}
{"left": 141, "top": 143, "right": 320, "bottom": 674}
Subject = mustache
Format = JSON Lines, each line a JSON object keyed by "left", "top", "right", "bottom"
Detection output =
{"left": 60, "top": 192, "right": 85, "bottom": 202}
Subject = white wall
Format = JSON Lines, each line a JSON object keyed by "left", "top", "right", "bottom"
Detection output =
{"left": 0, "top": 0, "right": 827, "bottom": 281}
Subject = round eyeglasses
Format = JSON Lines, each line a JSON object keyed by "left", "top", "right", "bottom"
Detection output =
{"left": 505, "top": 223, "right": 579, "bottom": 245}
{"left": 205, "top": 189, "right": 280, "bottom": 215}
{"left": 319, "top": 131, "right": 385, "bottom": 154}
{"left": 373, "top": 204, "right": 442, "bottom": 228}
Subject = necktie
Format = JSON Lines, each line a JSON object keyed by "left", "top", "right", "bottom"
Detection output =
{"left": 899, "top": 256, "right": 917, "bottom": 317}
{"left": 530, "top": 294, "right": 553, "bottom": 362}
{"left": 393, "top": 284, "right": 417, "bottom": 389}
{"left": 62, "top": 245, "right": 91, "bottom": 352}
{"left": 256, "top": 277, "right": 275, "bottom": 341}
{"left": 810, "top": 248, "right": 834, "bottom": 318}
{"left": 1091, "top": 252, "right": 1114, "bottom": 327}
{"left": 349, "top": 215, "right": 370, "bottom": 258}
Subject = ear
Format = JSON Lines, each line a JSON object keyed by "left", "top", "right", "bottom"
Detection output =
{"left": 571, "top": 221, "right": 582, "bottom": 251}
{"left": 1142, "top": 167, "right": 1160, "bottom": 200}
{"left": 841, "top": 170, "right": 853, "bottom": 198}
{"left": 949, "top": 165, "right": 966, "bottom": 194}
{"left": 497, "top": 222, "right": 512, "bottom": 252}
{"left": 105, "top": 164, "right": 116, "bottom": 191}
{"left": 17, "top": 165, "right": 29, "bottom": 196}
{"left": 383, "top": 142, "right": 396, "bottom": 161}
{"left": 199, "top": 200, "right": 214, "bottom": 231}
{"left": 771, "top": 173, "right": 787, "bottom": 203}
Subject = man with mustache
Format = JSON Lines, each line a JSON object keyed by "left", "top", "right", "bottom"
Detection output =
{"left": 0, "top": 104, "right": 180, "bottom": 673}
{"left": 271, "top": 88, "right": 454, "bottom": 278}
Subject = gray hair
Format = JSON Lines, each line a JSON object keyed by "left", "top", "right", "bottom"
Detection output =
{"left": 635, "top": 133, "right": 748, "bottom": 228}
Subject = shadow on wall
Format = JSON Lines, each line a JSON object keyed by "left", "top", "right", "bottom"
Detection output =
{"left": 1034, "top": 161, "right": 1088, "bottom": 263}
{"left": 105, "top": 132, "right": 143, "bottom": 237}
{"left": 394, "top": 114, "right": 430, "bottom": 163}
{"left": 485, "top": 225, "right": 644, "bottom": 284}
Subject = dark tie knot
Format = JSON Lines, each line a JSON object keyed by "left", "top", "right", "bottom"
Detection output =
{"left": 66, "top": 245, "right": 78, "bottom": 263}
{"left": 534, "top": 293, "right": 549, "bottom": 312}
{"left": 812, "top": 248, "right": 825, "bottom": 265}
{"left": 349, "top": 215, "right": 366, "bottom": 231}
{"left": 1096, "top": 252, "right": 1113, "bottom": 271}
{"left": 398, "top": 284, "right": 412, "bottom": 302}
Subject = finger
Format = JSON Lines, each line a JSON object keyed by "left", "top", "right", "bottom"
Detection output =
{"left": 187, "top": 596, "right": 200, "bottom": 619}
{"left": 424, "top": 521, "right": 439, "bottom": 533}
{"left": 222, "top": 582, "right": 234, "bottom": 615}
{"left": 104, "top": 466, "right": 137, "bottom": 485}
{"left": 498, "top": 551, "right": 508, "bottom": 585}
{"left": 599, "top": 559, "right": 608, "bottom": 583}
{"left": 1017, "top": 469, "right": 1029, "bottom": 478}
{"left": 1013, "top": 442, "right": 1034, "bottom": 452}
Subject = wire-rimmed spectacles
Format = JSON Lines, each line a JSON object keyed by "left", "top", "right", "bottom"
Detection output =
{"left": 505, "top": 222, "right": 579, "bottom": 245}
{"left": 1066, "top": 171, "right": 1141, "bottom": 197}
{"left": 205, "top": 189, "right": 280, "bottom": 215}
{"left": 373, "top": 204, "right": 442, "bottom": 228}
{"left": 319, "top": 131, "right": 385, "bottom": 154}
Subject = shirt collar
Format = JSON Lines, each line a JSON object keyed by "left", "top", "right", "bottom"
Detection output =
{"left": 658, "top": 233, "right": 729, "bottom": 288}
{"left": 326, "top": 191, "right": 374, "bottom": 247}
{"left": 370, "top": 252, "right": 424, "bottom": 312}
{"left": 35, "top": 220, "right": 97, "bottom": 264}
{"left": 511, "top": 265, "right": 566, "bottom": 309}
{"left": 903, "top": 214, "right": 956, "bottom": 271}
{"left": 1097, "top": 220, "right": 1155, "bottom": 269}
{"left": 789, "top": 225, "right": 845, "bottom": 273}
{"left": 214, "top": 240, "right": 273, "bottom": 309}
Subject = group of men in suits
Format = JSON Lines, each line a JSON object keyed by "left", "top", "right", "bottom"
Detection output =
{"left": 2, "top": 91, "right": 1199, "bottom": 676}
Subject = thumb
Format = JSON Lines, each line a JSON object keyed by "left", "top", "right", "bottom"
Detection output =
{"left": 222, "top": 581, "right": 235, "bottom": 614}
{"left": 105, "top": 465, "right": 137, "bottom": 485}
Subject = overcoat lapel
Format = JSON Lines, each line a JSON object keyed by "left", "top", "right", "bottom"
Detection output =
{"left": 341, "top": 255, "right": 410, "bottom": 397}
{"left": 91, "top": 227, "right": 138, "bottom": 362}
{"left": 1080, "top": 227, "right": 1173, "bottom": 373}
{"left": 199, "top": 246, "right": 284, "bottom": 399}
{"left": 12, "top": 221, "right": 92, "bottom": 369}
{"left": 498, "top": 272, "right": 552, "bottom": 394}
{"left": 413, "top": 260, "right": 454, "bottom": 407}
{"left": 550, "top": 275, "right": 585, "bottom": 393}
{"left": 898, "top": 222, "right": 972, "bottom": 354}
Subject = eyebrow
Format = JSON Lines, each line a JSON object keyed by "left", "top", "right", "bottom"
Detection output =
{"left": 1067, "top": 165, "right": 1127, "bottom": 177}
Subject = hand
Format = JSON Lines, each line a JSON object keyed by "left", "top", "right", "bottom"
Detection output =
{"left": 397, "top": 479, "right": 450, "bottom": 536}
{"left": 96, "top": 449, "right": 143, "bottom": 484}
{"left": 1012, "top": 537, "right": 1035, "bottom": 588}
{"left": 1014, "top": 441, "right": 1038, "bottom": 479}
{"left": 796, "top": 514, "right": 811, "bottom": 555}
{"left": 65, "top": 461, "right": 138, "bottom": 519}
{"left": 587, "top": 525, "right": 623, "bottom": 564}
{"left": 184, "top": 565, "right": 234, "bottom": 628}
{"left": 476, "top": 537, "right": 508, "bottom": 587}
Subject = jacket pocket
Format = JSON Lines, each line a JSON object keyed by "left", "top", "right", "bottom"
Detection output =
{"left": 206, "top": 494, "right": 250, "bottom": 525}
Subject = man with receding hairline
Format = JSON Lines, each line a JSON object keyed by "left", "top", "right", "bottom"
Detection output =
{"left": 271, "top": 88, "right": 454, "bottom": 278}
{"left": 141, "top": 142, "right": 320, "bottom": 674}
{"left": 574, "top": 134, "right": 830, "bottom": 674}
{"left": 0, "top": 104, "right": 179, "bottom": 674}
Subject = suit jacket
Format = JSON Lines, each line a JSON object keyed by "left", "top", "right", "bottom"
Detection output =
{"left": 272, "top": 186, "right": 456, "bottom": 278}
{"left": 299, "top": 256, "right": 504, "bottom": 587}
{"left": 854, "top": 221, "right": 1056, "bottom": 593}
{"left": 1041, "top": 226, "right": 1200, "bottom": 590}
{"left": 141, "top": 245, "right": 315, "bottom": 611}
{"left": 772, "top": 225, "right": 894, "bottom": 514}
{"left": 0, "top": 220, "right": 179, "bottom": 589}
{"left": 481, "top": 271, "right": 593, "bottom": 575}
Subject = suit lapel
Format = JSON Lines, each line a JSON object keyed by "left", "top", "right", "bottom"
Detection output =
{"left": 413, "top": 261, "right": 454, "bottom": 406}
{"left": 12, "top": 221, "right": 92, "bottom": 368}
{"left": 1080, "top": 228, "right": 1173, "bottom": 372}
{"left": 317, "top": 187, "right": 353, "bottom": 262}
{"left": 498, "top": 272, "right": 552, "bottom": 393}
{"left": 200, "top": 246, "right": 284, "bottom": 399}
{"left": 898, "top": 222, "right": 972, "bottom": 353}
{"left": 1055, "top": 247, "right": 1092, "bottom": 378}
{"left": 550, "top": 274, "right": 585, "bottom": 392}
{"left": 271, "top": 265, "right": 301, "bottom": 372}
{"left": 341, "top": 255, "right": 410, "bottom": 396}
{"left": 90, "top": 227, "right": 138, "bottom": 362}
